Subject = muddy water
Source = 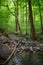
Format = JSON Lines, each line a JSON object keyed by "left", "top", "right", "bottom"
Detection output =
{"left": 7, "top": 51, "right": 43, "bottom": 65}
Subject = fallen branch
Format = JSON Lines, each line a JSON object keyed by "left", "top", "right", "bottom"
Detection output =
{"left": 0, "top": 40, "right": 21, "bottom": 65}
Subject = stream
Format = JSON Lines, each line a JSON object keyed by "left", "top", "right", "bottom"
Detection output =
{"left": 0, "top": 34, "right": 43, "bottom": 65}
{"left": 7, "top": 51, "right": 43, "bottom": 65}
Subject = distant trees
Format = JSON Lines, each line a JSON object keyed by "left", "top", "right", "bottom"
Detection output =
{"left": 0, "top": 0, "right": 43, "bottom": 40}
{"left": 13, "top": 0, "right": 22, "bottom": 33}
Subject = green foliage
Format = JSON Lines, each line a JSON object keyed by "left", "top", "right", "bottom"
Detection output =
{"left": 0, "top": 0, "right": 43, "bottom": 34}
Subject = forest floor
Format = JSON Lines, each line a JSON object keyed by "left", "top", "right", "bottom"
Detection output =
{"left": 0, "top": 32, "right": 43, "bottom": 65}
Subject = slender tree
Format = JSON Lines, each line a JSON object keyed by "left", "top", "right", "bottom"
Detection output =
{"left": 13, "top": 0, "right": 22, "bottom": 33}
{"left": 16, "top": 0, "right": 18, "bottom": 32}
{"left": 38, "top": 0, "right": 43, "bottom": 33}
{"left": 26, "top": 2, "right": 28, "bottom": 35}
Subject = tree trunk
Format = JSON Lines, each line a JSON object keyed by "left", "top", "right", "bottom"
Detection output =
{"left": 26, "top": 3, "right": 28, "bottom": 35}
{"left": 28, "top": 0, "right": 36, "bottom": 40}
{"left": 15, "top": 0, "right": 22, "bottom": 33}
{"left": 16, "top": 0, "right": 18, "bottom": 32}
{"left": 38, "top": 0, "right": 43, "bottom": 33}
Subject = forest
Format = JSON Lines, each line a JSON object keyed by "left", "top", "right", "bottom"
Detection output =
{"left": 0, "top": 0, "right": 43, "bottom": 65}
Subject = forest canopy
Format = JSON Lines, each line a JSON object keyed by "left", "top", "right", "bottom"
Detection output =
{"left": 0, "top": 0, "right": 43, "bottom": 36}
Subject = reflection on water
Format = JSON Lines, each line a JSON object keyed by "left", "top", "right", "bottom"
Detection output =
{"left": 7, "top": 56, "right": 22, "bottom": 65}
{"left": 14, "top": 57, "right": 21, "bottom": 65}
{"left": 7, "top": 51, "right": 43, "bottom": 65}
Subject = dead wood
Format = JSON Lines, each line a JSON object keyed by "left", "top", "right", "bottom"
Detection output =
{"left": 0, "top": 40, "right": 21, "bottom": 65}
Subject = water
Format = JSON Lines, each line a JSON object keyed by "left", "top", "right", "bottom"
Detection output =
{"left": 7, "top": 56, "right": 22, "bottom": 65}
{"left": 7, "top": 51, "right": 43, "bottom": 65}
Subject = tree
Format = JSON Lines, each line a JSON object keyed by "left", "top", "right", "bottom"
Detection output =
{"left": 12, "top": 0, "right": 22, "bottom": 33}
{"left": 38, "top": 0, "right": 43, "bottom": 33}
{"left": 0, "top": 0, "right": 10, "bottom": 32}
{"left": 26, "top": 2, "right": 28, "bottom": 35}
{"left": 28, "top": 0, "right": 36, "bottom": 40}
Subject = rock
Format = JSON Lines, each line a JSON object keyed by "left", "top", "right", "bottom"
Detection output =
{"left": 9, "top": 34, "right": 22, "bottom": 42}
{"left": 0, "top": 34, "right": 9, "bottom": 44}
{"left": 0, "top": 44, "right": 12, "bottom": 60}
{"left": 29, "top": 47, "right": 33, "bottom": 52}
{"left": 21, "top": 46, "right": 25, "bottom": 50}
{"left": 0, "top": 28, "right": 4, "bottom": 33}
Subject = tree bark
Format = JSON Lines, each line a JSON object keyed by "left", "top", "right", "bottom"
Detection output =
{"left": 15, "top": 0, "right": 18, "bottom": 32}
{"left": 15, "top": 0, "right": 22, "bottom": 33}
{"left": 28, "top": 0, "right": 36, "bottom": 40}
{"left": 26, "top": 3, "right": 28, "bottom": 35}
{"left": 38, "top": 0, "right": 43, "bottom": 33}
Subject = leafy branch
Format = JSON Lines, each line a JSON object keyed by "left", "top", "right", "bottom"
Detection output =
{"left": 1, "top": 4, "right": 18, "bottom": 17}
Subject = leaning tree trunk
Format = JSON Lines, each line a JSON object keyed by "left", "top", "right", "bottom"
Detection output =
{"left": 28, "top": 0, "right": 36, "bottom": 40}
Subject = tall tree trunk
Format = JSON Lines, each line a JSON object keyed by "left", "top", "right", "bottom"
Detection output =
{"left": 28, "top": 0, "right": 36, "bottom": 40}
{"left": 26, "top": 3, "right": 27, "bottom": 35}
{"left": 15, "top": 0, "right": 22, "bottom": 33}
{"left": 16, "top": 0, "right": 18, "bottom": 32}
{"left": 38, "top": 0, "right": 43, "bottom": 33}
